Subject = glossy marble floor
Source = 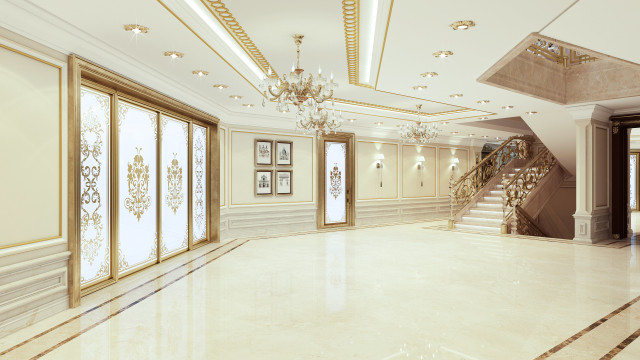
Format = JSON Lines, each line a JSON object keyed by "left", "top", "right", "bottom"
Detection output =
{"left": 2, "top": 221, "right": 640, "bottom": 359}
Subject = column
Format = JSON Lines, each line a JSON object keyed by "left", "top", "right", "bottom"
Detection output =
{"left": 567, "top": 104, "right": 613, "bottom": 243}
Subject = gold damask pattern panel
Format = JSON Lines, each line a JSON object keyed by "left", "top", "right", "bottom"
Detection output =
{"left": 192, "top": 124, "right": 207, "bottom": 242}
{"left": 161, "top": 116, "right": 189, "bottom": 257}
{"left": 118, "top": 102, "right": 158, "bottom": 274}
{"left": 80, "top": 87, "right": 111, "bottom": 286}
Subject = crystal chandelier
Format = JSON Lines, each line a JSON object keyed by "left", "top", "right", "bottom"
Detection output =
{"left": 400, "top": 105, "right": 440, "bottom": 143}
{"left": 259, "top": 34, "right": 342, "bottom": 135}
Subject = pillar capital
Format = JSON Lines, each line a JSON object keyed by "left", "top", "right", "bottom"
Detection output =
{"left": 565, "top": 104, "right": 613, "bottom": 123}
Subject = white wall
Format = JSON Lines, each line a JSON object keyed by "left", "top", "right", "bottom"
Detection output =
{"left": 0, "top": 34, "right": 70, "bottom": 337}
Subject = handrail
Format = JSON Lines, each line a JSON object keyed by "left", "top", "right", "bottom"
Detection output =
{"left": 503, "top": 148, "right": 556, "bottom": 219}
{"left": 448, "top": 136, "right": 531, "bottom": 222}
{"left": 512, "top": 205, "right": 548, "bottom": 237}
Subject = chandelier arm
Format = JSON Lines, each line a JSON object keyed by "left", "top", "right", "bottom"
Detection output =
{"left": 267, "top": 86, "right": 287, "bottom": 99}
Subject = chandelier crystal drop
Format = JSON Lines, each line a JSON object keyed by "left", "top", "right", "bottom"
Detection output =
{"left": 400, "top": 105, "right": 441, "bottom": 144}
{"left": 259, "top": 34, "right": 342, "bottom": 135}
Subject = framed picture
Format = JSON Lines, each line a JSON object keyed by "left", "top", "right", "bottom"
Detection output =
{"left": 255, "top": 139, "right": 273, "bottom": 166}
{"left": 276, "top": 141, "right": 293, "bottom": 166}
{"left": 255, "top": 170, "right": 273, "bottom": 195}
{"left": 276, "top": 170, "right": 292, "bottom": 195}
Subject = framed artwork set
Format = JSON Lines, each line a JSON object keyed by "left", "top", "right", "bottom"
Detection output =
{"left": 254, "top": 139, "right": 293, "bottom": 196}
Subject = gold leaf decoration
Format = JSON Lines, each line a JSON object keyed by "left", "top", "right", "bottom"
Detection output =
{"left": 329, "top": 163, "right": 342, "bottom": 200}
{"left": 125, "top": 147, "right": 152, "bottom": 221}
{"left": 165, "top": 153, "right": 184, "bottom": 214}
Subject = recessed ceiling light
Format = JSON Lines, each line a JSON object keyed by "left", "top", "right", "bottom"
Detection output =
{"left": 213, "top": 84, "right": 228, "bottom": 90}
{"left": 413, "top": 85, "right": 428, "bottom": 91}
{"left": 243, "top": 104, "right": 254, "bottom": 108}
{"left": 229, "top": 95, "right": 242, "bottom": 100}
{"left": 468, "top": 134, "right": 475, "bottom": 137}
{"left": 375, "top": 122, "right": 383, "bottom": 126}
{"left": 526, "top": 111, "right": 538, "bottom": 115}
{"left": 441, "top": 121, "right": 449, "bottom": 125}
{"left": 477, "top": 100, "right": 490, "bottom": 104}
{"left": 496, "top": 137, "right": 501, "bottom": 140}
{"left": 192, "top": 70, "right": 209, "bottom": 77}
{"left": 280, "top": 109, "right": 290, "bottom": 113}
{"left": 348, "top": 119, "right": 356, "bottom": 123}
{"left": 164, "top": 51, "right": 184, "bottom": 59}
{"left": 450, "top": 94, "right": 463, "bottom": 98}
{"left": 479, "top": 116, "right": 489, "bottom": 120}
{"left": 451, "top": 131, "right": 459, "bottom": 135}
{"left": 420, "top": 72, "right": 438, "bottom": 78}
{"left": 433, "top": 51, "right": 453, "bottom": 59}
{"left": 482, "top": 135, "right": 489, "bottom": 139}
{"left": 502, "top": 105, "right": 514, "bottom": 110}
{"left": 450, "top": 20, "right": 476, "bottom": 30}
{"left": 124, "top": 24, "right": 149, "bottom": 34}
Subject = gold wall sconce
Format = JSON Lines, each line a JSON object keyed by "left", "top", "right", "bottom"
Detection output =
{"left": 376, "top": 154, "right": 385, "bottom": 187}
{"left": 451, "top": 157, "right": 459, "bottom": 171}
{"left": 417, "top": 156, "right": 425, "bottom": 187}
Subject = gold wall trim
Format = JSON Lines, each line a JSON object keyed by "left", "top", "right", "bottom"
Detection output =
{"left": 229, "top": 129, "right": 314, "bottom": 206}
{"left": 0, "top": 43, "right": 63, "bottom": 249}
{"left": 374, "top": 0, "right": 394, "bottom": 88}
{"left": 220, "top": 127, "right": 227, "bottom": 207}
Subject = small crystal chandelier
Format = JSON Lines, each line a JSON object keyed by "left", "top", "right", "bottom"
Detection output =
{"left": 259, "top": 34, "right": 342, "bottom": 135}
{"left": 400, "top": 105, "right": 440, "bottom": 144}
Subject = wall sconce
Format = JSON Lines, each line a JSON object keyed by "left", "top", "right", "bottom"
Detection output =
{"left": 376, "top": 154, "right": 385, "bottom": 187}
{"left": 451, "top": 157, "right": 459, "bottom": 171}
{"left": 417, "top": 156, "right": 425, "bottom": 187}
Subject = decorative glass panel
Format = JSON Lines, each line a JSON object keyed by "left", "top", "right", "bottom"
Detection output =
{"left": 632, "top": 154, "right": 637, "bottom": 210}
{"left": 118, "top": 102, "right": 158, "bottom": 274}
{"left": 160, "top": 116, "right": 189, "bottom": 257}
{"left": 80, "top": 87, "right": 111, "bottom": 286}
{"left": 192, "top": 124, "right": 207, "bottom": 242}
{"left": 325, "top": 141, "right": 347, "bottom": 224}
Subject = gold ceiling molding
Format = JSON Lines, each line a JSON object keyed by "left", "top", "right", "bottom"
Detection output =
{"left": 335, "top": 98, "right": 474, "bottom": 118}
{"left": 342, "top": 0, "right": 370, "bottom": 88}
{"left": 201, "top": 0, "right": 278, "bottom": 76}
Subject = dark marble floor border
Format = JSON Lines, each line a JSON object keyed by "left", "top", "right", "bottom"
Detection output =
{"left": 0, "top": 238, "right": 247, "bottom": 359}
{"left": 533, "top": 295, "right": 640, "bottom": 359}
{"left": 599, "top": 327, "right": 640, "bottom": 359}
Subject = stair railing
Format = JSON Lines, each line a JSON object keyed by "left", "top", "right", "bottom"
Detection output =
{"left": 500, "top": 148, "right": 557, "bottom": 232}
{"left": 448, "top": 135, "right": 531, "bottom": 229}
{"left": 510, "top": 206, "right": 548, "bottom": 237}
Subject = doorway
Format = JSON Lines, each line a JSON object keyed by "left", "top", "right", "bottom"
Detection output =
{"left": 317, "top": 133, "right": 355, "bottom": 229}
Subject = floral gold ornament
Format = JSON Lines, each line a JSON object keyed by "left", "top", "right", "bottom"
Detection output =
{"left": 329, "top": 163, "right": 342, "bottom": 200}
{"left": 260, "top": 34, "right": 342, "bottom": 135}
{"left": 125, "top": 148, "right": 152, "bottom": 221}
{"left": 124, "top": 24, "right": 149, "bottom": 34}
{"left": 527, "top": 39, "right": 597, "bottom": 67}
{"left": 450, "top": 20, "right": 475, "bottom": 30}
{"left": 165, "top": 154, "right": 184, "bottom": 214}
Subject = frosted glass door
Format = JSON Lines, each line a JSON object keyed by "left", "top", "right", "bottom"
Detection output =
{"left": 192, "top": 124, "right": 207, "bottom": 242}
{"left": 118, "top": 102, "right": 158, "bottom": 274}
{"left": 79, "top": 87, "right": 111, "bottom": 286}
{"left": 325, "top": 141, "right": 347, "bottom": 224}
{"left": 160, "top": 116, "right": 189, "bottom": 257}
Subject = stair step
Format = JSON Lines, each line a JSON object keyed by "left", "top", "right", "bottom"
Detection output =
{"left": 484, "top": 196, "right": 503, "bottom": 202}
{"left": 476, "top": 202, "right": 502, "bottom": 209}
{"left": 469, "top": 209, "right": 503, "bottom": 218}
{"left": 455, "top": 223, "right": 501, "bottom": 234}
{"left": 489, "top": 190, "right": 503, "bottom": 196}
{"left": 461, "top": 216, "right": 503, "bottom": 225}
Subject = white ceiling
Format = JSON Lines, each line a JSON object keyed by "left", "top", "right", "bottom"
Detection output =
{"left": 3, "top": 0, "right": 640, "bottom": 144}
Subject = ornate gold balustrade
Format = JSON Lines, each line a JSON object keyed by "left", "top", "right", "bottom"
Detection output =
{"left": 448, "top": 136, "right": 531, "bottom": 226}
{"left": 502, "top": 148, "right": 557, "bottom": 215}
{"left": 510, "top": 205, "right": 548, "bottom": 237}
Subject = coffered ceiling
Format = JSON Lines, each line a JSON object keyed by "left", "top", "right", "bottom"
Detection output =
{"left": 5, "top": 0, "right": 640, "bottom": 142}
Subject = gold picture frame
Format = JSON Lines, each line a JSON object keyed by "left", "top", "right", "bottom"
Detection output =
{"left": 276, "top": 170, "right": 293, "bottom": 195}
{"left": 276, "top": 140, "right": 293, "bottom": 166}
{"left": 255, "top": 139, "right": 273, "bottom": 166}
{"left": 255, "top": 169, "right": 273, "bottom": 195}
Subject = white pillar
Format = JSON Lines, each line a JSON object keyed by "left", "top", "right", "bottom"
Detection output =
{"left": 567, "top": 104, "right": 613, "bottom": 243}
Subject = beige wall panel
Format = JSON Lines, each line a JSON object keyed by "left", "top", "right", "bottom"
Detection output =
{"left": 0, "top": 45, "right": 60, "bottom": 247}
{"left": 230, "top": 130, "right": 313, "bottom": 205}
{"left": 220, "top": 127, "right": 226, "bottom": 207}
{"left": 438, "top": 147, "right": 469, "bottom": 197}
{"left": 595, "top": 126, "right": 608, "bottom": 208}
{"left": 356, "top": 141, "right": 398, "bottom": 200}
{"left": 402, "top": 145, "right": 436, "bottom": 198}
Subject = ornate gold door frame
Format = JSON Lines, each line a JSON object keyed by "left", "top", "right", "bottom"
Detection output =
{"left": 317, "top": 133, "right": 355, "bottom": 229}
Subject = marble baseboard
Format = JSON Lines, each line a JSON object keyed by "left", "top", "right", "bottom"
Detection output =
{"left": 0, "top": 238, "right": 70, "bottom": 338}
{"left": 221, "top": 204, "right": 317, "bottom": 240}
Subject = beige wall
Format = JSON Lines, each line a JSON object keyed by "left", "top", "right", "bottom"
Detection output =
{"left": 0, "top": 42, "right": 65, "bottom": 248}
{"left": 595, "top": 126, "right": 609, "bottom": 208}
{"left": 538, "top": 184, "right": 576, "bottom": 239}
{"left": 220, "top": 127, "right": 226, "bottom": 207}
{"left": 402, "top": 145, "right": 437, "bottom": 198}
{"left": 356, "top": 141, "right": 398, "bottom": 200}
{"left": 438, "top": 147, "right": 469, "bottom": 197}
{"left": 229, "top": 129, "right": 314, "bottom": 205}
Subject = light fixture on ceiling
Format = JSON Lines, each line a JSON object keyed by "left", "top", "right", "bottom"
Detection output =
{"left": 450, "top": 94, "right": 463, "bottom": 99}
{"left": 433, "top": 51, "right": 453, "bottom": 59}
{"left": 413, "top": 85, "right": 428, "bottom": 91}
{"left": 124, "top": 24, "right": 149, "bottom": 34}
{"left": 480, "top": 116, "right": 489, "bottom": 120}
{"left": 502, "top": 105, "right": 514, "bottom": 110}
{"left": 375, "top": 122, "right": 383, "bottom": 126}
{"left": 192, "top": 70, "right": 209, "bottom": 77}
{"left": 442, "top": 121, "right": 449, "bottom": 125}
{"left": 164, "top": 51, "right": 184, "bottom": 59}
{"left": 468, "top": 134, "right": 475, "bottom": 137}
{"left": 400, "top": 105, "right": 440, "bottom": 144}
{"left": 348, "top": 119, "right": 356, "bottom": 123}
{"left": 477, "top": 100, "right": 490, "bottom": 104}
{"left": 421, "top": 72, "right": 438, "bottom": 78}
{"left": 451, "top": 131, "right": 459, "bottom": 135}
{"left": 482, "top": 135, "right": 489, "bottom": 139}
{"left": 526, "top": 111, "right": 538, "bottom": 115}
{"left": 229, "top": 95, "right": 242, "bottom": 100}
{"left": 496, "top": 137, "right": 501, "bottom": 140}
{"left": 259, "top": 34, "right": 341, "bottom": 135}
{"left": 450, "top": 20, "right": 475, "bottom": 30}
{"left": 243, "top": 104, "right": 254, "bottom": 108}
{"left": 213, "top": 84, "right": 228, "bottom": 90}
